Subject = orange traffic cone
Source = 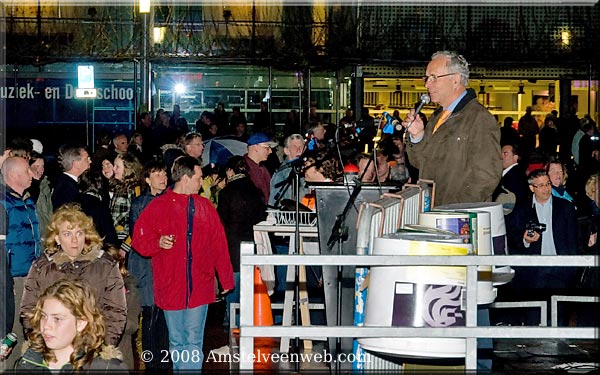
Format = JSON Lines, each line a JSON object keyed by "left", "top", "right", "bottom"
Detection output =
{"left": 253, "top": 267, "right": 275, "bottom": 370}
{"left": 254, "top": 266, "right": 274, "bottom": 326}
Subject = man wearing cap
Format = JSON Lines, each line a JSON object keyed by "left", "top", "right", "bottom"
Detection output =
{"left": 244, "top": 132, "right": 278, "bottom": 204}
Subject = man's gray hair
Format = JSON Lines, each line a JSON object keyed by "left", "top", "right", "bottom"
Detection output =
{"left": 58, "top": 144, "right": 86, "bottom": 172}
{"left": 527, "top": 169, "right": 548, "bottom": 185}
{"left": 285, "top": 134, "right": 304, "bottom": 148}
{"left": 432, "top": 50, "right": 470, "bottom": 86}
{"left": 113, "top": 133, "right": 127, "bottom": 143}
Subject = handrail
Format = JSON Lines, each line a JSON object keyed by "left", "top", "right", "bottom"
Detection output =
{"left": 238, "top": 242, "right": 597, "bottom": 370}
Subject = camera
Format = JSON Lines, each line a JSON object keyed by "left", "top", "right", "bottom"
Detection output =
{"left": 526, "top": 221, "right": 547, "bottom": 237}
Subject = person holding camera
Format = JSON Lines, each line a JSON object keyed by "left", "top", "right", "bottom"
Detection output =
{"left": 505, "top": 169, "right": 578, "bottom": 325}
{"left": 513, "top": 169, "right": 578, "bottom": 258}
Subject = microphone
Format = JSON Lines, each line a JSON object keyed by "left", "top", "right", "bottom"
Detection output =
{"left": 396, "top": 93, "right": 431, "bottom": 131}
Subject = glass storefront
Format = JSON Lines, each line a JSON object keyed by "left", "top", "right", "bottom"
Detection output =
{"left": 362, "top": 77, "right": 598, "bottom": 128}
{"left": 2, "top": 62, "right": 597, "bottom": 154}
{"left": 153, "top": 65, "right": 339, "bottom": 134}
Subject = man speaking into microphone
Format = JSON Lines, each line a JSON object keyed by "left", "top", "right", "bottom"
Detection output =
{"left": 401, "top": 50, "right": 501, "bottom": 206}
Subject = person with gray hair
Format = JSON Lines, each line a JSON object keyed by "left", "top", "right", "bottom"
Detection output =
{"left": 401, "top": 50, "right": 501, "bottom": 206}
{"left": 112, "top": 133, "right": 129, "bottom": 155}
{"left": 400, "top": 51, "right": 501, "bottom": 370}
{"left": 1, "top": 156, "right": 41, "bottom": 367}
{"left": 52, "top": 144, "right": 91, "bottom": 210}
{"left": 269, "top": 133, "right": 307, "bottom": 208}
{"left": 504, "top": 168, "right": 578, "bottom": 326}
{"left": 267, "top": 134, "right": 308, "bottom": 298}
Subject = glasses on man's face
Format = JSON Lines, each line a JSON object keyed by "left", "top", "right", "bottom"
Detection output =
{"left": 531, "top": 182, "right": 552, "bottom": 189}
{"left": 422, "top": 72, "right": 456, "bottom": 84}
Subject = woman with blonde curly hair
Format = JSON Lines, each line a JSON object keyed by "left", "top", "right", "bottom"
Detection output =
{"left": 16, "top": 279, "right": 127, "bottom": 372}
{"left": 20, "top": 204, "right": 127, "bottom": 347}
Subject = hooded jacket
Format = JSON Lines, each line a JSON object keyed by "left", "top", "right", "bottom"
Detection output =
{"left": 20, "top": 247, "right": 127, "bottom": 346}
{"left": 16, "top": 345, "right": 128, "bottom": 374}
{"left": 132, "top": 188, "right": 234, "bottom": 310}
{"left": 0, "top": 182, "right": 41, "bottom": 277}
{"left": 407, "top": 88, "right": 502, "bottom": 206}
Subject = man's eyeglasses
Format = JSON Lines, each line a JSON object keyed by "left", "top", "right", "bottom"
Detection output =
{"left": 422, "top": 73, "right": 456, "bottom": 84}
{"left": 531, "top": 182, "right": 552, "bottom": 189}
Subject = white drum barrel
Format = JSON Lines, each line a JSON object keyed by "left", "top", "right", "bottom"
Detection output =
{"left": 358, "top": 232, "right": 471, "bottom": 358}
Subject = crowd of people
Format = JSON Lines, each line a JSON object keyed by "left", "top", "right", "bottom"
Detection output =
{"left": 1, "top": 49, "right": 599, "bottom": 372}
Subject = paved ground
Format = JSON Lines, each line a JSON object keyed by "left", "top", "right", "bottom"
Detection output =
{"left": 492, "top": 338, "right": 598, "bottom": 373}
{"left": 202, "top": 299, "right": 599, "bottom": 373}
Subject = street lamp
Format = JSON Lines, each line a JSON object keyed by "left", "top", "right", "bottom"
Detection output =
{"left": 140, "top": 0, "right": 151, "bottom": 112}
{"left": 140, "top": 0, "right": 151, "bottom": 14}
{"left": 75, "top": 65, "right": 97, "bottom": 151}
{"left": 153, "top": 26, "right": 166, "bottom": 44}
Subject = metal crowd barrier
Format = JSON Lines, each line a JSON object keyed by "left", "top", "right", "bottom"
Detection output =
{"left": 551, "top": 295, "right": 599, "bottom": 327}
{"left": 490, "top": 301, "right": 549, "bottom": 326}
{"left": 238, "top": 241, "right": 597, "bottom": 371}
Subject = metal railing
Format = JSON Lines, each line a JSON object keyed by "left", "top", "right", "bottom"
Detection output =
{"left": 238, "top": 241, "right": 597, "bottom": 371}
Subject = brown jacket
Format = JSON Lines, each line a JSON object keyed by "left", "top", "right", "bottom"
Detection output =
{"left": 20, "top": 246, "right": 127, "bottom": 345}
{"left": 407, "top": 89, "right": 502, "bottom": 206}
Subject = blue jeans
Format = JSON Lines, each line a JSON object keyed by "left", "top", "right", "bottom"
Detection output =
{"left": 163, "top": 304, "right": 208, "bottom": 372}
{"left": 225, "top": 272, "right": 240, "bottom": 327}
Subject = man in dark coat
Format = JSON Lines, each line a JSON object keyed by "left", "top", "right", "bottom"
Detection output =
{"left": 518, "top": 106, "right": 539, "bottom": 163}
{"left": 493, "top": 143, "right": 530, "bottom": 214}
{"left": 505, "top": 169, "right": 578, "bottom": 325}
{"left": 500, "top": 117, "right": 518, "bottom": 146}
{"left": 52, "top": 145, "right": 91, "bottom": 210}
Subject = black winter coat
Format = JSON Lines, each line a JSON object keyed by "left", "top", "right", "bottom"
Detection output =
{"left": 217, "top": 176, "right": 266, "bottom": 272}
